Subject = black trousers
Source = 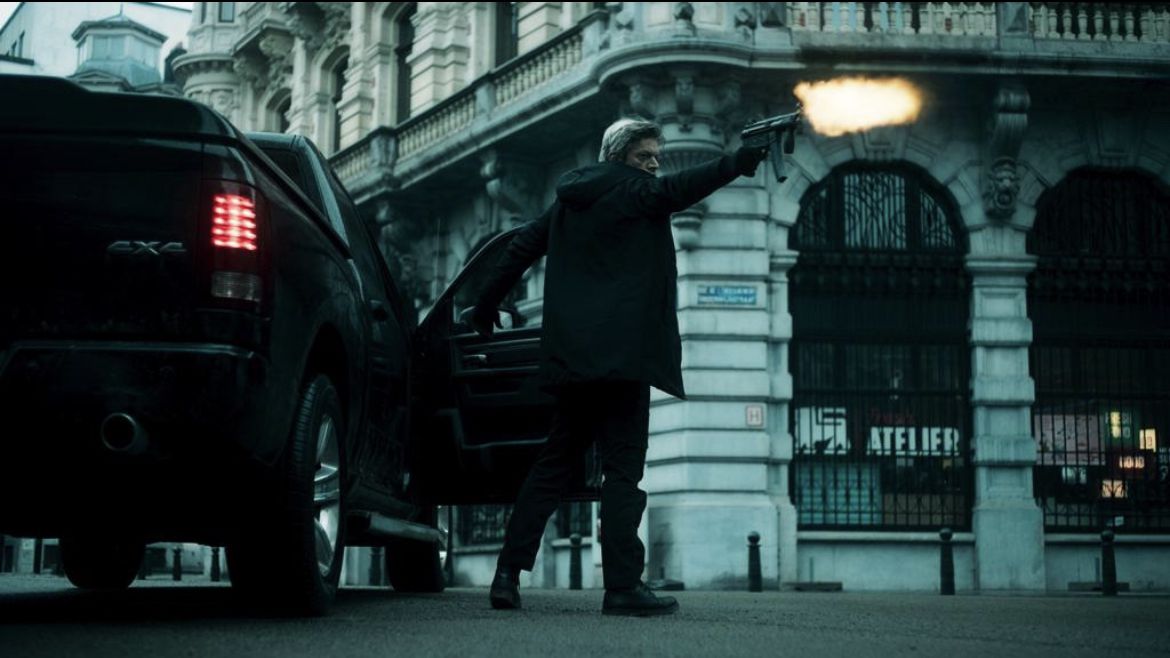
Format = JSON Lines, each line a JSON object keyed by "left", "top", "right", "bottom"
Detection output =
{"left": 496, "top": 380, "right": 650, "bottom": 590}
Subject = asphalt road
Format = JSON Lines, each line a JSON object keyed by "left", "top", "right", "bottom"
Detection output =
{"left": 1, "top": 575, "right": 1167, "bottom": 657}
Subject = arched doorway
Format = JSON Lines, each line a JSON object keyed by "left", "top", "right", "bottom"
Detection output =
{"left": 789, "top": 163, "right": 972, "bottom": 529}
{"left": 1028, "top": 168, "right": 1170, "bottom": 532}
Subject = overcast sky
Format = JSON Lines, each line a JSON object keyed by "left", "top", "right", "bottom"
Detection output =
{"left": 1, "top": 2, "right": 194, "bottom": 32}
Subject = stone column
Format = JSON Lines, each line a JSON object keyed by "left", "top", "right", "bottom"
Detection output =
{"left": 634, "top": 73, "right": 778, "bottom": 589}
{"left": 967, "top": 242, "right": 1046, "bottom": 591}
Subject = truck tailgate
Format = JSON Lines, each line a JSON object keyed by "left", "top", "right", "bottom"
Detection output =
{"left": 0, "top": 133, "right": 204, "bottom": 341}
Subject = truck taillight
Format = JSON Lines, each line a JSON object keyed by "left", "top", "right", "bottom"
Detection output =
{"left": 202, "top": 182, "right": 267, "bottom": 306}
{"left": 211, "top": 194, "right": 258, "bottom": 251}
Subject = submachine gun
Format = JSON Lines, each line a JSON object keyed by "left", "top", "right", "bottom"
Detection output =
{"left": 740, "top": 106, "right": 802, "bottom": 183}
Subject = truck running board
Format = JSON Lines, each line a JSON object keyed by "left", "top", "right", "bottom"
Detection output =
{"left": 349, "top": 511, "right": 446, "bottom": 546}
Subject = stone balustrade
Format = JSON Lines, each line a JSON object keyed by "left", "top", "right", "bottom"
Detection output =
{"left": 332, "top": 139, "right": 374, "bottom": 184}
{"left": 787, "top": 2, "right": 998, "bottom": 36}
{"left": 397, "top": 91, "right": 476, "bottom": 159}
{"left": 494, "top": 29, "right": 585, "bottom": 108}
{"left": 1030, "top": 3, "right": 1170, "bottom": 42}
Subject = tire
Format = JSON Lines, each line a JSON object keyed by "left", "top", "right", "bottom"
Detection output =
{"left": 228, "top": 374, "right": 347, "bottom": 616}
{"left": 385, "top": 506, "right": 445, "bottom": 593}
{"left": 60, "top": 534, "right": 144, "bottom": 590}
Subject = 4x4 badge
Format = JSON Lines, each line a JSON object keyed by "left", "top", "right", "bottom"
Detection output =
{"left": 106, "top": 240, "right": 188, "bottom": 257}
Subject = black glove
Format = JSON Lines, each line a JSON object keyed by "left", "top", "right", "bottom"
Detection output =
{"left": 734, "top": 145, "right": 769, "bottom": 177}
{"left": 465, "top": 304, "right": 501, "bottom": 338}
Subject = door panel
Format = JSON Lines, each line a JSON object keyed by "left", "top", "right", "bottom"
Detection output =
{"left": 412, "top": 229, "right": 598, "bottom": 504}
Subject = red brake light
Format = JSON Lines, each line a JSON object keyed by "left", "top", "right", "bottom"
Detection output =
{"left": 211, "top": 194, "right": 258, "bottom": 251}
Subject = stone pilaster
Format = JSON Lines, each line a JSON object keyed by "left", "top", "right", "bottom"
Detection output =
{"left": 408, "top": 3, "right": 472, "bottom": 114}
{"left": 966, "top": 238, "right": 1046, "bottom": 591}
{"left": 517, "top": 2, "right": 565, "bottom": 55}
{"left": 338, "top": 2, "right": 376, "bottom": 149}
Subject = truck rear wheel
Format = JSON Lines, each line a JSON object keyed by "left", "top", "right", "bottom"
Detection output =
{"left": 228, "top": 374, "right": 347, "bottom": 615}
{"left": 60, "top": 534, "right": 144, "bottom": 590}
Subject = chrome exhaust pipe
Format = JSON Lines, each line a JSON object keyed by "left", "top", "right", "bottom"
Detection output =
{"left": 100, "top": 413, "right": 148, "bottom": 454}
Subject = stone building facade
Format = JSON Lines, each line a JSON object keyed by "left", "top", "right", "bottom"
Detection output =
{"left": 177, "top": 2, "right": 1170, "bottom": 592}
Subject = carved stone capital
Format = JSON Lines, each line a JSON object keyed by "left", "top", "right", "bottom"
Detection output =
{"left": 734, "top": 6, "right": 757, "bottom": 42}
{"left": 623, "top": 77, "right": 658, "bottom": 119}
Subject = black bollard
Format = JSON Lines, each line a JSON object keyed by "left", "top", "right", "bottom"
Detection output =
{"left": 939, "top": 528, "right": 955, "bottom": 595}
{"left": 32, "top": 537, "right": 43, "bottom": 575}
{"left": 569, "top": 533, "right": 582, "bottom": 590}
{"left": 370, "top": 546, "right": 384, "bottom": 586}
{"left": 747, "top": 532, "right": 762, "bottom": 592}
{"left": 1101, "top": 530, "right": 1117, "bottom": 597}
{"left": 172, "top": 546, "right": 182, "bottom": 581}
{"left": 210, "top": 546, "right": 221, "bottom": 582}
{"left": 443, "top": 506, "right": 455, "bottom": 586}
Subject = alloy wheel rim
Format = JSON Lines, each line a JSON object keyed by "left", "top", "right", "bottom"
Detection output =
{"left": 313, "top": 415, "right": 341, "bottom": 578}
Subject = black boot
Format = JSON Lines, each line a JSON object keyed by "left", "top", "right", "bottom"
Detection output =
{"left": 602, "top": 582, "right": 679, "bottom": 617}
{"left": 489, "top": 566, "right": 521, "bottom": 610}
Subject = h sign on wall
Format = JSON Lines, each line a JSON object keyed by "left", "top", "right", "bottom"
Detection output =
{"left": 746, "top": 404, "right": 765, "bottom": 428}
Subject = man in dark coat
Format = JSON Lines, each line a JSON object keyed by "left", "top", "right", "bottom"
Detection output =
{"left": 470, "top": 118, "right": 766, "bottom": 616}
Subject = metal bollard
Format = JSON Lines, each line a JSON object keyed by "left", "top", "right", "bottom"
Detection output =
{"left": 33, "top": 538, "right": 43, "bottom": 575}
{"left": 210, "top": 546, "right": 221, "bottom": 582}
{"left": 747, "top": 532, "right": 762, "bottom": 592}
{"left": 1101, "top": 530, "right": 1117, "bottom": 597}
{"left": 370, "top": 546, "right": 384, "bottom": 586}
{"left": 172, "top": 546, "right": 182, "bottom": 581}
{"left": 939, "top": 528, "right": 955, "bottom": 595}
{"left": 569, "top": 533, "right": 582, "bottom": 590}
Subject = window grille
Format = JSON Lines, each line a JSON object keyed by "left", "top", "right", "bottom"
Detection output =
{"left": 457, "top": 504, "right": 510, "bottom": 546}
{"left": 790, "top": 163, "right": 972, "bottom": 530}
{"left": 1029, "top": 169, "right": 1170, "bottom": 532}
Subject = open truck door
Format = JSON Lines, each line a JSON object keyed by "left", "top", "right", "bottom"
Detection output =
{"left": 410, "top": 228, "right": 600, "bottom": 505}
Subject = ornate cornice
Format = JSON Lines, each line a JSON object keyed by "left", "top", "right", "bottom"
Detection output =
{"left": 172, "top": 53, "right": 236, "bottom": 86}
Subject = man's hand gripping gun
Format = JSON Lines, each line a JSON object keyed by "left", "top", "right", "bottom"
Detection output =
{"left": 740, "top": 106, "right": 802, "bottom": 183}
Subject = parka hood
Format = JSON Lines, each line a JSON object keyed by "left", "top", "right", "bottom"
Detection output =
{"left": 556, "top": 162, "right": 647, "bottom": 210}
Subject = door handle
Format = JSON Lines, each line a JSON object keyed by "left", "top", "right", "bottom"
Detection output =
{"left": 462, "top": 354, "right": 488, "bottom": 367}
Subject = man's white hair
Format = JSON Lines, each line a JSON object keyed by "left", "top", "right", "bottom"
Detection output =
{"left": 598, "top": 118, "right": 663, "bottom": 163}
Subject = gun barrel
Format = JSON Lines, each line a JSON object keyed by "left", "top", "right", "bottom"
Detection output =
{"left": 741, "top": 109, "right": 803, "bottom": 139}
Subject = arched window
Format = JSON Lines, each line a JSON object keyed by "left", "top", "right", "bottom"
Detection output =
{"left": 395, "top": 4, "right": 416, "bottom": 123}
{"left": 789, "top": 163, "right": 971, "bottom": 530}
{"left": 1028, "top": 168, "right": 1170, "bottom": 532}
{"left": 330, "top": 57, "right": 348, "bottom": 153}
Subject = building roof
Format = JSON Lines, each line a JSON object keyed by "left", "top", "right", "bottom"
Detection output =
{"left": 71, "top": 12, "right": 168, "bottom": 44}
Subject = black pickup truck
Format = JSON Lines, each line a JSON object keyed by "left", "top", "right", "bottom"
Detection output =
{"left": 0, "top": 75, "right": 596, "bottom": 615}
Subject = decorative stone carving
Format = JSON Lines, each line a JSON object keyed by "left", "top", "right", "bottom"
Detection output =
{"left": 209, "top": 88, "right": 237, "bottom": 117}
{"left": 983, "top": 157, "right": 1021, "bottom": 220}
{"left": 258, "top": 33, "right": 295, "bottom": 91}
{"left": 624, "top": 78, "right": 658, "bottom": 118}
{"left": 480, "top": 151, "right": 536, "bottom": 218}
{"left": 984, "top": 83, "right": 1030, "bottom": 223}
{"left": 232, "top": 53, "right": 267, "bottom": 92}
{"left": 374, "top": 199, "right": 427, "bottom": 306}
{"left": 734, "top": 6, "right": 757, "bottom": 42}
{"left": 674, "top": 2, "right": 697, "bottom": 36}
{"left": 284, "top": 2, "right": 350, "bottom": 55}
{"left": 715, "top": 78, "right": 746, "bottom": 138}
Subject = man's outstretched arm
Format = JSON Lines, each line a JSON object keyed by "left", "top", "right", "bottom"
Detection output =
{"left": 633, "top": 146, "right": 767, "bottom": 216}
{"left": 469, "top": 202, "right": 556, "bottom": 336}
